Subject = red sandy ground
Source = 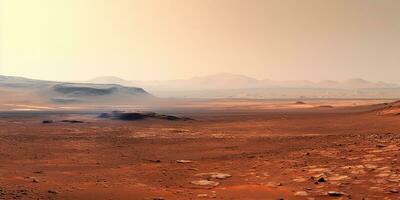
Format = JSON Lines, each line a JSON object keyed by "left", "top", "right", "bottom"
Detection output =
{"left": 0, "top": 100, "right": 400, "bottom": 200}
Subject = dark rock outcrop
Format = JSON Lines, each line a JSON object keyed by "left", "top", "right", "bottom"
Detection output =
{"left": 98, "top": 111, "right": 193, "bottom": 121}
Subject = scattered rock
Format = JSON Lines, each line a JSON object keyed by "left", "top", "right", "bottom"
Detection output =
{"left": 61, "top": 120, "right": 84, "bottom": 124}
{"left": 266, "top": 182, "right": 282, "bottom": 187}
{"left": 32, "top": 178, "right": 39, "bottom": 183}
{"left": 191, "top": 180, "right": 219, "bottom": 187}
{"left": 364, "top": 164, "right": 378, "bottom": 170}
{"left": 25, "top": 177, "right": 39, "bottom": 183}
{"left": 308, "top": 168, "right": 330, "bottom": 173}
{"left": 293, "top": 177, "right": 307, "bottom": 182}
{"left": 196, "top": 172, "right": 232, "bottom": 180}
{"left": 318, "top": 177, "right": 326, "bottom": 182}
{"left": 328, "top": 175, "right": 349, "bottom": 181}
{"left": 197, "top": 194, "right": 209, "bottom": 198}
{"left": 210, "top": 173, "right": 232, "bottom": 180}
{"left": 327, "top": 191, "right": 343, "bottom": 196}
{"left": 48, "top": 190, "right": 59, "bottom": 194}
{"left": 148, "top": 159, "right": 161, "bottom": 163}
{"left": 294, "top": 191, "right": 308, "bottom": 196}
{"left": 390, "top": 189, "right": 399, "bottom": 193}
{"left": 42, "top": 120, "right": 54, "bottom": 124}
{"left": 376, "top": 173, "right": 390, "bottom": 177}
{"left": 176, "top": 160, "right": 193, "bottom": 164}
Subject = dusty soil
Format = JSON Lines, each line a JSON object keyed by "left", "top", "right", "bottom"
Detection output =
{"left": 0, "top": 100, "right": 400, "bottom": 200}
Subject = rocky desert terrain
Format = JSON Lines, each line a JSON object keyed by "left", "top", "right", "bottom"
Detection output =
{"left": 0, "top": 99, "right": 400, "bottom": 200}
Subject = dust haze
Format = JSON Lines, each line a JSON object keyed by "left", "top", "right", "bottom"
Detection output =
{"left": 2, "top": 1, "right": 400, "bottom": 200}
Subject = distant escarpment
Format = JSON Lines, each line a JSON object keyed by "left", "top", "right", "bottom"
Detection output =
{"left": 54, "top": 84, "right": 117, "bottom": 96}
{"left": 0, "top": 75, "right": 154, "bottom": 105}
{"left": 50, "top": 83, "right": 152, "bottom": 104}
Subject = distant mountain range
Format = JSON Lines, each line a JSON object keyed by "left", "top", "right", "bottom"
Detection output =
{"left": 0, "top": 75, "right": 153, "bottom": 105}
{"left": 1, "top": 74, "right": 399, "bottom": 104}
{"left": 87, "top": 73, "right": 400, "bottom": 99}
{"left": 89, "top": 73, "right": 399, "bottom": 90}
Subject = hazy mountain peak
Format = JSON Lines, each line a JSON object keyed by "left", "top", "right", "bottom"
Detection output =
{"left": 343, "top": 78, "right": 369, "bottom": 83}
{"left": 91, "top": 76, "right": 128, "bottom": 82}
{"left": 88, "top": 76, "right": 132, "bottom": 86}
{"left": 192, "top": 73, "right": 257, "bottom": 80}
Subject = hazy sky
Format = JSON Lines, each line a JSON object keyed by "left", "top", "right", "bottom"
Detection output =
{"left": 1, "top": 0, "right": 400, "bottom": 82}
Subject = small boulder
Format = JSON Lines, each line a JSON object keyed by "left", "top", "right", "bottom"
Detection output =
{"left": 390, "top": 189, "right": 399, "bottom": 193}
{"left": 211, "top": 173, "right": 232, "bottom": 180}
{"left": 61, "top": 120, "right": 84, "bottom": 123}
{"left": 318, "top": 177, "right": 326, "bottom": 182}
{"left": 191, "top": 180, "right": 219, "bottom": 187}
{"left": 197, "top": 194, "right": 209, "bottom": 198}
{"left": 327, "top": 191, "right": 343, "bottom": 196}
{"left": 48, "top": 190, "right": 59, "bottom": 194}
{"left": 294, "top": 191, "right": 308, "bottom": 196}
{"left": 176, "top": 160, "right": 193, "bottom": 164}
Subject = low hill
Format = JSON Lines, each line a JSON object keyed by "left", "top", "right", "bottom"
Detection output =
{"left": 376, "top": 101, "right": 400, "bottom": 116}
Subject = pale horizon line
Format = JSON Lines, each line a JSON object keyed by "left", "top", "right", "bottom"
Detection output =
{"left": 1, "top": 72, "right": 399, "bottom": 85}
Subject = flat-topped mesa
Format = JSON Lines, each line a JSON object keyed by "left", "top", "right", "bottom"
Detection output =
{"left": 98, "top": 111, "right": 193, "bottom": 121}
{"left": 51, "top": 83, "right": 153, "bottom": 104}
{"left": 0, "top": 75, "right": 155, "bottom": 105}
{"left": 53, "top": 83, "right": 149, "bottom": 96}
